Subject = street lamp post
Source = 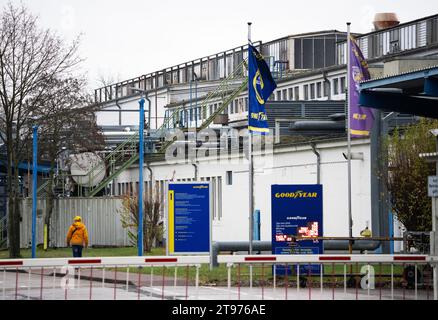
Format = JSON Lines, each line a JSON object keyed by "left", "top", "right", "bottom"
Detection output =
{"left": 129, "top": 87, "right": 151, "bottom": 256}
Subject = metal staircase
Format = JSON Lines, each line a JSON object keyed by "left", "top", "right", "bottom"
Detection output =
{"left": 156, "top": 59, "right": 248, "bottom": 153}
{"left": 85, "top": 59, "right": 248, "bottom": 197}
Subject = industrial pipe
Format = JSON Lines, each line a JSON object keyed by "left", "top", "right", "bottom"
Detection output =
{"left": 211, "top": 240, "right": 382, "bottom": 267}
{"left": 310, "top": 142, "right": 321, "bottom": 184}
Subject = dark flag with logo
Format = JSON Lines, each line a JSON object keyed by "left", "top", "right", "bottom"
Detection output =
{"left": 248, "top": 45, "right": 277, "bottom": 134}
{"left": 349, "top": 35, "right": 374, "bottom": 137}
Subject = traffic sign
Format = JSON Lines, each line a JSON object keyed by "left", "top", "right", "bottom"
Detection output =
{"left": 428, "top": 176, "right": 438, "bottom": 197}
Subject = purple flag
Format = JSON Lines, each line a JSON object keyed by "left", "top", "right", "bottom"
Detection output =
{"left": 349, "top": 36, "right": 374, "bottom": 137}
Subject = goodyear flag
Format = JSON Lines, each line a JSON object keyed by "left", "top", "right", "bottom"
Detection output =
{"left": 349, "top": 36, "right": 374, "bottom": 137}
{"left": 248, "top": 45, "right": 277, "bottom": 134}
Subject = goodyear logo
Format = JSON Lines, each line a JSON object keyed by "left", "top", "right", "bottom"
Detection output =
{"left": 275, "top": 191, "right": 318, "bottom": 198}
{"left": 193, "top": 185, "right": 208, "bottom": 189}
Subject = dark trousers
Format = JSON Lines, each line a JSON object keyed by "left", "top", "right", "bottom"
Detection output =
{"left": 72, "top": 245, "right": 83, "bottom": 257}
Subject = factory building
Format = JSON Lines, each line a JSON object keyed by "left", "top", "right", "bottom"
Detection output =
{"left": 12, "top": 13, "right": 438, "bottom": 251}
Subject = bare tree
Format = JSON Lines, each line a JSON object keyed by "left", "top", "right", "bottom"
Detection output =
{"left": 0, "top": 3, "right": 82, "bottom": 257}
{"left": 119, "top": 185, "right": 163, "bottom": 253}
{"left": 27, "top": 76, "right": 105, "bottom": 248}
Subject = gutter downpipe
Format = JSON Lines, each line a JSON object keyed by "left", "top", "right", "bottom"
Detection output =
{"left": 115, "top": 99, "right": 122, "bottom": 126}
{"left": 323, "top": 71, "right": 331, "bottom": 100}
{"left": 146, "top": 164, "right": 153, "bottom": 204}
{"left": 310, "top": 142, "right": 321, "bottom": 184}
{"left": 192, "top": 162, "right": 198, "bottom": 181}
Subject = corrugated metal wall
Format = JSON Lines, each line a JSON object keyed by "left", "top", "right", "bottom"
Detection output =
{"left": 19, "top": 198, "right": 131, "bottom": 248}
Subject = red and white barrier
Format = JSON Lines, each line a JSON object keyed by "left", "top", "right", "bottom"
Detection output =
{"left": 218, "top": 254, "right": 432, "bottom": 264}
{"left": 0, "top": 255, "right": 209, "bottom": 269}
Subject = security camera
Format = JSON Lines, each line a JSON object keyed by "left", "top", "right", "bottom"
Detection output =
{"left": 342, "top": 152, "right": 364, "bottom": 160}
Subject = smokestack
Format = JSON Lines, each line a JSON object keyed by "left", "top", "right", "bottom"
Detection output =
{"left": 373, "top": 13, "right": 400, "bottom": 30}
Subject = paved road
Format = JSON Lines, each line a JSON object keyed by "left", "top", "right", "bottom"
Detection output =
{"left": 0, "top": 270, "right": 432, "bottom": 300}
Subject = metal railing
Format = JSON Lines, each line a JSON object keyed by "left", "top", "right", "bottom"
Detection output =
{"left": 0, "top": 254, "right": 436, "bottom": 300}
{"left": 218, "top": 254, "right": 437, "bottom": 300}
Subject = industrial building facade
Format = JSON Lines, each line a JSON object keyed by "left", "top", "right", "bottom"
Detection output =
{"left": 13, "top": 13, "right": 438, "bottom": 251}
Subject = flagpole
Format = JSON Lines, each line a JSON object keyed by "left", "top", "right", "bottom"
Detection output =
{"left": 248, "top": 22, "right": 254, "bottom": 256}
{"left": 347, "top": 22, "right": 353, "bottom": 254}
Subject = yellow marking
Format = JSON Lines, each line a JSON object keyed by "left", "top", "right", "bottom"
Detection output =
{"left": 248, "top": 126, "right": 269, "bottom": 133}
{"left": 168, "top": 190, "right": 175, "bottom": 254}
{"left": 350, "top": 129, "right": 370, "bottom": 136}
{"left": 253, "top": 69, "right": 265, "bottom": 104}
{"left": 43, "top": 224, "right": 48, "bottom": 251}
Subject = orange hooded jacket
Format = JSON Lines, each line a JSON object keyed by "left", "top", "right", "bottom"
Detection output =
{"left": 66, "top": 221, "right": 89, "bottom": 247}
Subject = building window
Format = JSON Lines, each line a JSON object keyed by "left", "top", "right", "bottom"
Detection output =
{"left": 282, "top": 89, "right": 287, "bottom": 101}
{"left": 310, "top": 83, "right": 315, "bottom": 99}
{"left": 324, "top": 81, "right": 330, "bottom": 97}
{"left": 288, "top": 88, "right": 293, "bottom": 100}
{"left": 234, "top": 99, "right": 238, "bottom": 113}
{"left": 212, "top": 177, "right": 216, "bottom": 220}
{"left": 217, "top": 176, "right": 222, "bottom": 220}
{"left": 294, "top": 87, "right": 299, "bottom": 100}
{"left": 333, "top": 78, "right": 339, "bottom": 95}
{"left": 317, "top": 82, "right": 322, "bottom": 98}
{"left": 245, "top": 97, "right": 248, "bottom": 111}
{"left": 340, "top": 77, "right": 346, "bottom": 94}
{"left": 304, "top": 84, "right": 309, "bottom": 100}
{"left": 277, "top": 91, "right": 281, "bottom": 101}
{"left": 226, "top": 171, "right": 233, "bottom": 185}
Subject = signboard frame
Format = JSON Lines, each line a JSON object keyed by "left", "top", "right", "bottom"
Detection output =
{"left": 271, "top": 184, "right": 324, "bottom": 274}
{"left": 166, "top": 181, "right": 213, "bottom": 256}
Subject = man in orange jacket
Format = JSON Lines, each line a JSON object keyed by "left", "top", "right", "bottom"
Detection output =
{"left": 66, "top": 216, "right": 89, "bottom": 257}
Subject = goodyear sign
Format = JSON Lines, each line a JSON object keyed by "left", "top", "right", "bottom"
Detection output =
{"left": 271, "top": 185, "right": 323, "bottom": 274}
{"left": 167, "top": 183, "right": 211, "bottom": 255}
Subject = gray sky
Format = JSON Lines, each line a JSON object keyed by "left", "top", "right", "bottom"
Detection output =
{"left": 3, "top": 0, "right": 438, "bottom": 90}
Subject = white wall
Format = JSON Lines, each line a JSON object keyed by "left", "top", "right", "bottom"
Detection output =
{"left": 114, "top": 138, "right": 372, "bottom": 243}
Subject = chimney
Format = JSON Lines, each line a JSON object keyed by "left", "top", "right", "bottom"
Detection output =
{"left": 373, "top": 13, "right": 400, "bottom": 30}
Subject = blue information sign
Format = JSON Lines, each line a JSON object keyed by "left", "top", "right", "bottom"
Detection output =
{"left": 271, "top": 185, "right": 323, "bottom": 274}
{"left": 167, "top": 183, "right": 211, "bottom": 254}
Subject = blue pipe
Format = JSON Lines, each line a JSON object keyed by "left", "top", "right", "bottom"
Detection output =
{"left": 31, "top": 126, "right": 38, "bottom": 258}
{"left": 138, "top": 99, "right": 145, "bottom": 256}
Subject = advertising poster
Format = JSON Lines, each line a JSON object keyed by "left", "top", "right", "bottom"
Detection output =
{"left": 271, "top": 184, "right": 323, "bottom": 274}
{"left": 167, "top": 182, "right": 211, "bottom": 255}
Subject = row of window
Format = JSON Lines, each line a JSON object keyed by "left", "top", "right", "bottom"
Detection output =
{"left": 271, "top": 76, "right": 346, "bottom": 102}
{"left": 172, "top": 76, "right": 347, "bottom": 125}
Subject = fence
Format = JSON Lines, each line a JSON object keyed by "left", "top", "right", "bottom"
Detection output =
{"left": 0, "top": 254, "right": 437, "bottom": 300}
{"left": 18, "top": 197, "right": 130, "bottom": 248}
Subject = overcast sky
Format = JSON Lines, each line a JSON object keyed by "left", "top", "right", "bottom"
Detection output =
{"left": 2, "top": 0, "right": 438, "bottom": 90}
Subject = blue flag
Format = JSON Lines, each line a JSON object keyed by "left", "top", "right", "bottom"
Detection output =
{"left": 248, "top": 45, "right": 277, "bottom": 134}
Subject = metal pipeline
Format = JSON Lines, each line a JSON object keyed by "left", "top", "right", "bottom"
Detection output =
{"left": 211, "top": 240, "right": 382, "bottom": 267}
{"left": 115, "top": 99, "right": 122, "bottom": 126}
{"left": 146, "top": 164, "right": 153, "bottom": 200}
{"left": 310, "top": 142, "right": 321, "bottom": 184}
{"left": 192, "top": 162, "right": 198, "bottom": 181}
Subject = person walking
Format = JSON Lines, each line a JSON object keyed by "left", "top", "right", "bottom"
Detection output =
{"left": 66, "top": 216, "right": 89, "bottom": 257}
